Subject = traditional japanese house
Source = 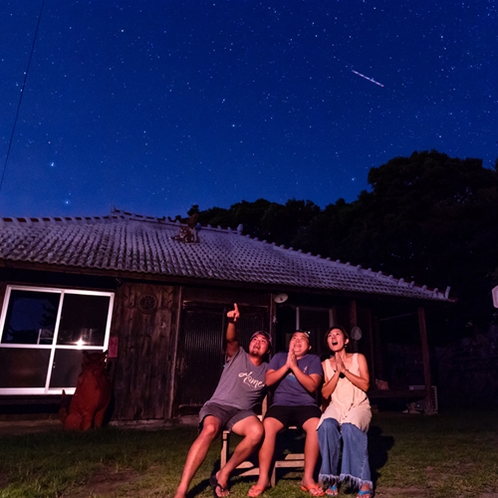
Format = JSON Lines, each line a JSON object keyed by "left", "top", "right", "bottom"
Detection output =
{"left": 0, "top": 209, "right": 454, "bottom": 420}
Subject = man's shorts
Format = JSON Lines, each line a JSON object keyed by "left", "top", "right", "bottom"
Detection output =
{"left": 198, "top": 402, "right": 257, "bottom": 432}
{"left": 264, "top": 404, "right": 321, "bottom": 428}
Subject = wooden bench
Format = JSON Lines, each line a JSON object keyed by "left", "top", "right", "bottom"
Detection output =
{"left": 221, "top": 429, "right": 260, "bottom": 477}
{"left": 220, "top": 397, "right": 265, "bottom": 481}
{"left": 368, "top": 386, "right": 438, "bottom": 413}
{"left": 368, "top": 388, "right": 426, "bottom": 401}
{"left": 270, "top": 428, "right": 305, "bottom": 487}
{"left": 221, "top": 413, "right": 305, "bottom": 487}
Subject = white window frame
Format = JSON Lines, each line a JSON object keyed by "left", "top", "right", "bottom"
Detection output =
{"left": 0, "top": 285, "right": 114, "bottom": 395}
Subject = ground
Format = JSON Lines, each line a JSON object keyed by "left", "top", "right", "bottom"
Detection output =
{"left": 1, "top": 420, "right": 497, "bottom": 498}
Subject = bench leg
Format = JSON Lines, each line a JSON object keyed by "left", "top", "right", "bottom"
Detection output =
{"left": 221, "top": 432, "right": 229, "bottom": 468}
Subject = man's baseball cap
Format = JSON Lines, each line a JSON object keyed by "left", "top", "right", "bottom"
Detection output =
{"left": 250, "top": 331, "right": 272, "bottom": 347}
{"left": 293, "top": 330, "right": 311, "bottom": 341}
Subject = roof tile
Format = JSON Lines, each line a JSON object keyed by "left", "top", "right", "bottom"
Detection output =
{"left": 0, "top": 211, "right": 452, "bottom": 302}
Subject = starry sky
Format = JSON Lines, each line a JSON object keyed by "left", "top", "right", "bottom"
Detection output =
{"left": 0, "top": 0, "right": 496, "bottom": 218}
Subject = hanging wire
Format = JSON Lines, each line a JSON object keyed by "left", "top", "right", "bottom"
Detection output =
{"left": 0, "top": 0, "right": 45, "bottom": 196}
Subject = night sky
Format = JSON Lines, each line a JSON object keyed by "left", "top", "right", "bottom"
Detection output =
{"left": 1, "top": 1, "right": 496, "bottom": 219}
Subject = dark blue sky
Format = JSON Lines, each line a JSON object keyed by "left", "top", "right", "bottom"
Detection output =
{"left": 1, "top": 1, "right": 496, "bottom": 218}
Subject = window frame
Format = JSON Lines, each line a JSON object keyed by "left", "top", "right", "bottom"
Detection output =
{"left": 0, "top": 285, "right": 114, "bottom": 395}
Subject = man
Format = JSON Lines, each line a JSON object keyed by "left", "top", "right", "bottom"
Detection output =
{"left": 248, "top": 331, "right": 324, "bottom": 497}
{"left": 174, "top": 303, "right": 271, "bottom": 498}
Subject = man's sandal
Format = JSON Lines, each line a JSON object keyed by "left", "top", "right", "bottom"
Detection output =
{"left": 209, "top": 475, "right": 229, "bottom": 497}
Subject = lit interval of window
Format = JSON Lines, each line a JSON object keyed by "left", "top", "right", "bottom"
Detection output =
{"left": 0, "top": 286, "right": 114, "bottom": 395}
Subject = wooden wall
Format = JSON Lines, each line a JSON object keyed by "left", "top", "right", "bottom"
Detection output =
{"left": 110, "top": 282, "right": 179, "bottom": 420}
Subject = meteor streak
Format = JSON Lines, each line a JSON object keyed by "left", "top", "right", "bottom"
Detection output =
{"left": 351, "top": 69, "right": 385, "bottom": 88}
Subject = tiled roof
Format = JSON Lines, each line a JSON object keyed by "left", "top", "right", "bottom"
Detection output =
{"left": 0, "top": 210, "right": 452, "bottom": 302}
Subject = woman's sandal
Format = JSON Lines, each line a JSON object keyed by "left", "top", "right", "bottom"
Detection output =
{"left": 356, "top": 488, "right": 374, "bottom": 498}
{"left": 326, "top": 484, "right": 338, "bottom": 496}
{"left": 325, "top": 484, "right": 338, "bottom": 496}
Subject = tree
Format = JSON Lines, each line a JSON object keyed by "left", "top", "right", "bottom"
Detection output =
{"left": 340, "top": 150, "right": 498, "bottom": 330}
{"left": 194, "top": 198, "right": 320, "bottom": 246}
{"left": 184, "top": 150, "right": 498, "bottom": 333}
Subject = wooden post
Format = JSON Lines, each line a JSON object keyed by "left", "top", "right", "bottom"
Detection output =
{"left": 365, "top": 308, "right": 375, "bottom": 383}
{"left": 349, "top": 299, "right": 357, "bottom": 328}
{"left": 349, "top": 299, "right": 358, "bottom": 352}
{"left": 418, "top": 307, "right": 436, "bottom": 414}
{"left": 373, "top": 316, "right": 383, "bottom": 381}
{"left": 167, "top": 286, "right": 182, "bottom": 420}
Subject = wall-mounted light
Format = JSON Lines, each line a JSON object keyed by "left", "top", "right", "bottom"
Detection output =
{"left": 351, "top": 326, "right": 362, "bottom": 341}
{"left": 274, "top": 293, "right": 288, "bottom": 304}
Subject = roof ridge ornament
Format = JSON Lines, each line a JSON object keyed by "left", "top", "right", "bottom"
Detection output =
{"left": 172, "top": 213, "right": 199, "bottom": 243}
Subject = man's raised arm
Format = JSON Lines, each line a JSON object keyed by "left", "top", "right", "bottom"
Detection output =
{"left": 225, "top": 303, "right": 240, "bottom": 359}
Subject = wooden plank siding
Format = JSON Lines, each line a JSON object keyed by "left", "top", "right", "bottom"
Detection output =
{"left": 110, "top": 282, "right": 179, "bottom": 420}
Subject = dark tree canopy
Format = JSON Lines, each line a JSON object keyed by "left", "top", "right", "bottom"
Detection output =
{"left": 192, "top": 198, "right": 320, "bottom": 247}
{"left": 181, "top": 150, "right": 498, "bottom": 333}
{"left": 343, "top": 151, "right": 498, "bottom": 324}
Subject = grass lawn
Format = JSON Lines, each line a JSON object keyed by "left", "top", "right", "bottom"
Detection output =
{"left": 0, "top": 409, "right": 497, "bottom": 498}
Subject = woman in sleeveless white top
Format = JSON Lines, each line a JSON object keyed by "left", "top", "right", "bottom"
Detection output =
{"left": 317, "top": 326, "right": 373, "bottom": 498}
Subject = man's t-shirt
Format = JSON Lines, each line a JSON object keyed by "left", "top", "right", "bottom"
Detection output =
{"left": 269, "top": 352, "right": 323, "bottom": 406}
{"left": 207, "top": 347, "right": 268, "bottom": 411}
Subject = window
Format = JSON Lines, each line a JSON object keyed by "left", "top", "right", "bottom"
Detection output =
{"left": 0, "top": 286, "right": 114, "bottom": 395}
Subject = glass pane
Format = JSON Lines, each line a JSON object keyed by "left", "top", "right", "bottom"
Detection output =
{"left": 0, "top": 348, "right": 51, "bottom": 387}
{"left": 49, "top": 349, "right": 89, "bottom": 388}
{"left": 1, "top": 290, "right": 59, "bottom": 345}
{"left": 57, "top": 294, "right": 110, "bottom": 346}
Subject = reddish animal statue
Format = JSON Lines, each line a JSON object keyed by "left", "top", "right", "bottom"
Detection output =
{"left": 62, "top": 351, "right": 111, "bottom": 430}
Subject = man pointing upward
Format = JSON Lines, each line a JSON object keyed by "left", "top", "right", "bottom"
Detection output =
{"left": 174, "top": 303, "right": 272, "bottom": 498}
